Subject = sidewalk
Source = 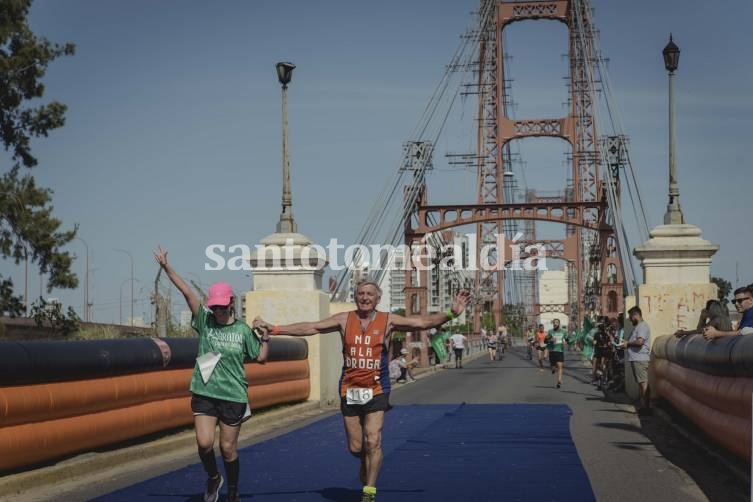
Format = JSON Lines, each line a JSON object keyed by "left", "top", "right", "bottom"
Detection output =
{"left": 580, "top": 354, "right": 751, "bottom": 501}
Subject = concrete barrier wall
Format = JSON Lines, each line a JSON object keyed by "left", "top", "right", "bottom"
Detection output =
{"left": 651, "top": 334, "right": 752, "bottom": 461}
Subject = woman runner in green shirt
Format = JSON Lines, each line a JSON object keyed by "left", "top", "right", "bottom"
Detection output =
{"left": 155, "top": 247, "right": 268, "bottom": 502}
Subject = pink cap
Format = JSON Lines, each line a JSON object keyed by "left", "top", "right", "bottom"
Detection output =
{"left": 206, "top": 282, "right": 234, "bottom": 307}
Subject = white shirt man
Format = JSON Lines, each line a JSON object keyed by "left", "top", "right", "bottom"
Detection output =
{"left": 449, "top": 333, "right": 468, "bottom": 369}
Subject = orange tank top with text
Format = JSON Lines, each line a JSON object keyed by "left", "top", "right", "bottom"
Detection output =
{"left": 536, "top": 331, "right": 547, "bottom": 346}
{"left": 339, "top": 311, "right": 391, "bottom": 397}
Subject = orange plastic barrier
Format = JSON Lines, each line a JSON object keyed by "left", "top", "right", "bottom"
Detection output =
{"left": 245, "top": 359, "right": 309, "bottom": 386}
{"left": 655, "top": 378, "right": 751, "bottom": 461}
{"left": 248, "top": 378, "right": 310, "bottom": 409}
{"left": 0, "top": 360, "right": 309, "bottom": 427}
{"left": 0, "top": 396, "right": 190, "bottom": 471}
{"left": 0, "top": 378, "right": 309, "bottom": 472}
{"left": 0, "top": 368, "right": 192, "bottom": 427}
{"left": 652, "top": 359, "right": 752, "bottom": 420}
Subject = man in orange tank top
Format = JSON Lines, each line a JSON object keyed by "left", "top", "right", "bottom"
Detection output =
{"left": 254, "top": 280, "right": 470, "bottom": 502}
{"left": 535, "top": 323, "right": 548, "bottom": 371}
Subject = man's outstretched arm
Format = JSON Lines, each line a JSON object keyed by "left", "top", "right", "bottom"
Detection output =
{"left": 253, "top": 313, "right": 345, "bottom": 337}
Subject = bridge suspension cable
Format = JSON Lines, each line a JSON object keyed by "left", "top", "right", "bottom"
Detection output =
{"left": 571, "top": 0, "right": 651, "bottom": 296}
{"left": 330, "top": 1, "right": 497, "bottom": 302}
{"left": 332, "top": 0, "right": 651, "bottom": 313}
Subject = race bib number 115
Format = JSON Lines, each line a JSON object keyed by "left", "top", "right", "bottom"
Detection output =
{"left": 346, "top": 387, "right": 373, "bottom": 405}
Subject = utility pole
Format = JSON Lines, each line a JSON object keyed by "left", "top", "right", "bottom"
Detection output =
{"left": 153, "top": 268, "right": 168, "bottom": 337}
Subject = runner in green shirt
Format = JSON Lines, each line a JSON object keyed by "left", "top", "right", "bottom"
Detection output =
{"left": 155, "top": 247, "right": 268, "bottom": 502}
{"left": 544, "top": 318, "right": 568, "bottom": 388}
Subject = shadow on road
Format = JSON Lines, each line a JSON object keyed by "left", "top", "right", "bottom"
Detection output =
{"left": 592, "top": 421, "right": 642, "bottom": 433}
{"left": 636, "top": 402, "right": 750, "bottom": 502}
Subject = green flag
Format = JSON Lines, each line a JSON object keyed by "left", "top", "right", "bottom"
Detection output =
{"left": 430, "top": 331, "right": 450, "bottom": 363}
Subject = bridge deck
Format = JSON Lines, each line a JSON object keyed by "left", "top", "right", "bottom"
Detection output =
{"left": 97, "top": 403, "right": 594, "bottom": 501}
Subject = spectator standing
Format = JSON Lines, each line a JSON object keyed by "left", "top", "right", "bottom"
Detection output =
{"left": 591, "top": 321, "right": 609, "bottom": 385}
{"left": 622, "top": 306, "right": 651, "bottom": 414}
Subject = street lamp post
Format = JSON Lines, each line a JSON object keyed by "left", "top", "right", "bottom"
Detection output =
{"left": 114, "top": 248, "right": 134, "bottom": 326}
{"left": 663, "top": 34, "right": 684, "bottom": 225}
{"left": 119, "top": 277, "right": 141, "bottom": 326}
{"left": 275, "top": 61, "right": 297, "bottom": 233}
{"left": 76, "top": 237, "right": 90, "bottom": 322}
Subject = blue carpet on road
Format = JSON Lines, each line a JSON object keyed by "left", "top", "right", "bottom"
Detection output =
{"left": 95, "top": 404, "right": 594, "bottom": 502}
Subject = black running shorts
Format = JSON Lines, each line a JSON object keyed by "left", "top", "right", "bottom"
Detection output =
{"left": 340, "top": 393, "right": 392, "bottom": 417}
{"left": 191, "top": 393, "right": 251, "bottom": 427}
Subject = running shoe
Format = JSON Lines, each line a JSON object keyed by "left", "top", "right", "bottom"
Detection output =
{"left": 556, "top": 382, "right": 561, "bottom": 389}
{"left": 361, "top": 491, "right": 376, "bottom": 502}
{"left": 204, "top": 474, "right": 223, "bottom": 502}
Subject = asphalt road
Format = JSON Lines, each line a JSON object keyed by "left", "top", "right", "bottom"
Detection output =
{"left": 392, "top": 347, "right": 746, "bottom": 502}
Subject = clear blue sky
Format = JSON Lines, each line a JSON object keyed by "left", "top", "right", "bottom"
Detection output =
{"left": 2, "top": 0, "right": 751, "bottom": 324}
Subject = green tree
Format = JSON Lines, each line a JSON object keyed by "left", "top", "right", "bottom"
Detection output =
{"left": 390, "top": 307, "right": 406, "bottom": 341}
{"left": 711, "top": 276, "right": 732, "bottom": 303}
{"left": 29, "top": 297, "right": 80, "bottom": 335}
{"left": 1, "top": 0, "right": 77, "bottom": 315}
{"left": 481, "top": 311, "right": 496, "bottom": 332}
{"left": 501, "top": 303, "right": 526, "bottom": 335}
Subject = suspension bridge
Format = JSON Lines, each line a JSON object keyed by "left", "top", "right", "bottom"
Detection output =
{"left": 325, "top": 0, "right": 651, "bottom": 368}
{"left": 1, "top": 1, "right": 749, "bottom": 501}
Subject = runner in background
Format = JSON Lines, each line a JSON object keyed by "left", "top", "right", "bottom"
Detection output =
{"left": 535, "top": 324, "right": 548, "bottom": 371}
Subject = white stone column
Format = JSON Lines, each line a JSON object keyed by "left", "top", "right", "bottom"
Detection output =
{"left": 628, "top": 223, "right": 718, "bottom": 399}
{"left": 244, "top": 232, "right": 342, "bottom": 408}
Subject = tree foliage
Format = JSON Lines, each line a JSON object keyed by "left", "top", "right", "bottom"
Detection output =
{"left": 501, "top": 303, "right": 526, "bottom": 335}
{"left": 29, "top": 297, "right": 80, "bottom": 334}
{"left": 1, "top": 0, "right": 77, "bottom": 315}
{"left": 711, "top": 276, "right": 732, "bottom": 303}
{"left": 481, "top": 311, "right": 496, "bottom": 332}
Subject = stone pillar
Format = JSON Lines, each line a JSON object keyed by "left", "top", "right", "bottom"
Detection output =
{"left": 244, "top": 232, "right": 341, "bottom": 408}
{"left": 628, "top": 223, "right": 718, "bottom": 399}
